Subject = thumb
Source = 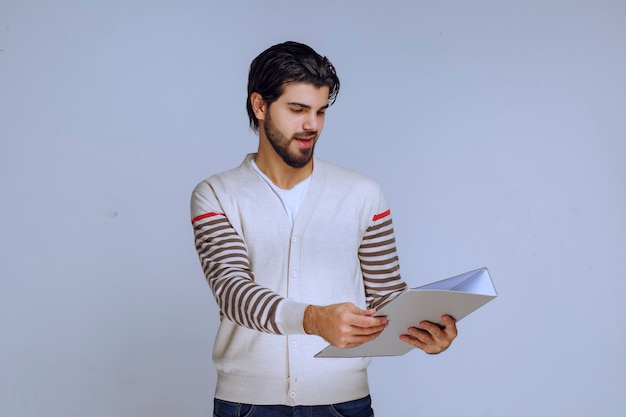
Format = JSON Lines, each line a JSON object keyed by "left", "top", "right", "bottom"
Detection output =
{"left": 349, "top": 304, "right": 376, "bottom": 316}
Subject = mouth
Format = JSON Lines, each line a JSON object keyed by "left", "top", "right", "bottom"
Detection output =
{"left": 293, "top": 133, "right": 317, "bottom": 149}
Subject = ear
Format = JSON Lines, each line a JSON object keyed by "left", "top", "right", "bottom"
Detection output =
{"left": 250, "top": 92, "right": 267, "bottom": 122}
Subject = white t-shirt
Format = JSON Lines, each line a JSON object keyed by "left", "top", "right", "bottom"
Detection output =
{"left": 251, "top": 159, "right": 312, "bottom": 224}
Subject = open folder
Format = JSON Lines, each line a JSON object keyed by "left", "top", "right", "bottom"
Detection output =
{"left": 315, "top": 267, "right": 497, "bottom": 358}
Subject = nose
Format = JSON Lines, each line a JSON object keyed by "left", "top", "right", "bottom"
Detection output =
{"left": 302, "top": 113, "right": 320, "bottom": 131}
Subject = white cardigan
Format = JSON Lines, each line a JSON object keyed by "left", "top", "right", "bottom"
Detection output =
{"left": 191, "top": 154, "right": 406, "bottom": 405}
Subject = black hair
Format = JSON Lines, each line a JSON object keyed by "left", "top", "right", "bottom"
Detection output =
{"left": 246, "top": 41, "right": 340, "bottom": 132}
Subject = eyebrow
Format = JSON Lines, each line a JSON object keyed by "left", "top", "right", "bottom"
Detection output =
{"left": 287, "top": 102, "right": 330, "bottom": 111}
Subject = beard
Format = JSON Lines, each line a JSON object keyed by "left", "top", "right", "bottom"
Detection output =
{"left": 264, "top": 113, "right": 317, "bottom": 169}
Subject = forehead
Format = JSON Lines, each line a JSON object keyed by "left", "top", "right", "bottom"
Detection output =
{"left": 277, "top": 82, "right": 330, "bottom": 108}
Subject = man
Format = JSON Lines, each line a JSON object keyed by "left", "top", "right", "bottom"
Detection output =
{"left": 191, "top": 41, "right": 457, "bottom": 416}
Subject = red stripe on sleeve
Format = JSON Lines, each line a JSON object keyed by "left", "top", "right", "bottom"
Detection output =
{"left": 191, "top": 211, "right": 225, "bottom": 224}
{"left": 372, "top": 209, "right": 391, "bottom": 221}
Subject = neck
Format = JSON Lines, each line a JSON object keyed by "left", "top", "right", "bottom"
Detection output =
{"left": 254, "top": 138, "right": 313, "bottom": 190}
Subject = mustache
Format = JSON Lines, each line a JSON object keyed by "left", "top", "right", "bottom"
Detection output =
{"left": 292, "top": 131, "right": 318, "bottom": 140}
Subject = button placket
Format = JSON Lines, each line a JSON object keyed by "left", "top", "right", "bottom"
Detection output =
{"left": 286, "top": 231, "right": 303, "bottom": 404}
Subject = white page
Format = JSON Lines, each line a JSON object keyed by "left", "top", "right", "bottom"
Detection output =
{"left": 416, "top": 268, "right": 497, "bottom": 295}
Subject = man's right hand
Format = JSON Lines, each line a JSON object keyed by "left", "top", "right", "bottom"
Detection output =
{"left": 303, "top": 302, "right": 388, "bottom": 348}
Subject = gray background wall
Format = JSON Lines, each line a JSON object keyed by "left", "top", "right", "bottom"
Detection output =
{"left": 1, "top": 1, "right": 625, "bottom": 416}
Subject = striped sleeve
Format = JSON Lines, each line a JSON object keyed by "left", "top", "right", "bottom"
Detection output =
{"left": 192, "top": 210, "right": 284, "bottom": 335}
{"left": 358, "top": 209, "right": 408, "bottom": 310}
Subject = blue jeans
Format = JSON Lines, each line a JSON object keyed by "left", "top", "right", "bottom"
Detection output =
{"left": 213, "top": 395, "right": 374, "bottom": 417}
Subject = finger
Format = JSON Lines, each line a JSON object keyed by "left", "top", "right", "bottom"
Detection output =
{"left": 401, "top": 331, "right": 446, "bottom": 355}
{"left": 351, "top": 312, "right": 388, "bottom": 329}
{"left": 404, "top": 327, "right": 432, "bottom": 344}
{"left": 418, "top": 320, "right": 444, "bottom": 338}
{"left": 345, "top": 329, "right": 386, "bottom": 348}
{"left": 352, "top": 322, "right": 388, "bottom": 336}
{"left": 361, "top": 308, "right": 377, "bottom": 316}
{"left": 399, "top": 333, "right": 427, "bottom": 350}
{"left": 344, "top": 315, "right": 388, "bottom": 336}
{"left": 345, "top": 305, "right": 378, "bottom": 319}
{"left": 441, "top": 315, "right": 458, "bottom": 338}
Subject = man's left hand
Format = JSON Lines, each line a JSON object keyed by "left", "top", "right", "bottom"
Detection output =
{"left": 399, "top": 314, "right": 457, "bottom": 354}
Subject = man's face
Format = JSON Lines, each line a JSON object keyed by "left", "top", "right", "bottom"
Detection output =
{"left": 262, "top": 83, "right": 330, "bottom": 168}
